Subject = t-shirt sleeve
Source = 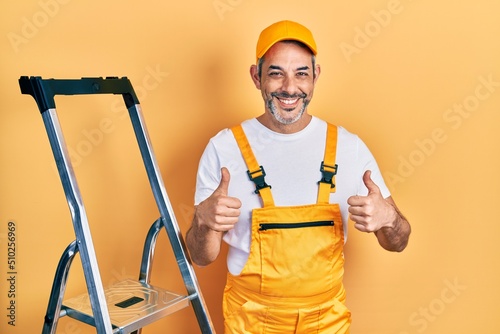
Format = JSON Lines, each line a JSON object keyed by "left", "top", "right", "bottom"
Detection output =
{"left": 194, "top": 140, "right": 221, "bottom": 205}
{"left": 356, "top": 137, "right": 391, "bottom": 199}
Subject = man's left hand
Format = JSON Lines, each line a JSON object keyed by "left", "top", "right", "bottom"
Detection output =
{"left": 347, "top": 170, "right": 396, "bottom": 233}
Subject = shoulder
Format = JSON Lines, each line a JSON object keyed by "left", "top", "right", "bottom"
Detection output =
{"left": 317, "top": 118, "right": 359, "bottom": 142}
{"left": 209, "top": 127, "right": 234, "bottom": 145}
{"left": 209, "top": 119, "right": 259, "bottom": 144}
{"left": 336, "top": 125, "right": 360, "bottom": 141}
{"left": 324, "top": 123, "right": 364, "bottom": 153}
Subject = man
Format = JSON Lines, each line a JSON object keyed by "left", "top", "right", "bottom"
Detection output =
{"left": 186, "top": 20, "right": 411, "bottom": 333}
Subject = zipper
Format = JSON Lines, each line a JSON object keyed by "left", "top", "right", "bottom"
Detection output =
{"left": 259, "top": 220, "right": 334, "bottom": 231}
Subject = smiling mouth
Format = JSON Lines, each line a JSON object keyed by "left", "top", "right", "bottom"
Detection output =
{"left": 278, "top": 97, "right": 299, "bottom": 106}
{"left": 271, "top": 92, "right": 306, "bottom": 109}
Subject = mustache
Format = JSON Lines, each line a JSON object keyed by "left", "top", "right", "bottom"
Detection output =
{"left": 270, "top": 92, "right": 307, "bottom": 99}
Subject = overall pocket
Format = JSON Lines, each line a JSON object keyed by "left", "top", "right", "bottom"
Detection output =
{"left": 256, "top": 205, "right": 340, "bottom": 297}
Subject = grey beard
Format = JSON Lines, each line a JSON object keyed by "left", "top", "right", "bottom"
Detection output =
{"left": 267, "top": 98, "right": 310, "bottom": 125}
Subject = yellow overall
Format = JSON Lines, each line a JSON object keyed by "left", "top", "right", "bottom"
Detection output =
{"left": 223, "top": 124, "right": 351, "bottom": 333}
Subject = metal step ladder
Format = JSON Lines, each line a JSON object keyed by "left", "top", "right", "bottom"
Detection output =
{"left": 18, "top": 76, "right": 215, "bottom": 334}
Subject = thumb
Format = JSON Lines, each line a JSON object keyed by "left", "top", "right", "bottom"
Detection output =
{"left": 363, "top": 170, "right": 380, "bottom": 194}
{"left": 215, "top": 167, "right": 230, "bottom": 195}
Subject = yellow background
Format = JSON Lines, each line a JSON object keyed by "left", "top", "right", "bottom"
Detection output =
{"left": 1, "top": 0, "right": 499, "bottom": 333}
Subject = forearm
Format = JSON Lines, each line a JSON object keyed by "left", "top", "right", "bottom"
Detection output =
{"left": 186, "top": 209, "right": 224, "bottom": 266}
{"left": 375, "top": 203, "right": 411, "bottom": 252}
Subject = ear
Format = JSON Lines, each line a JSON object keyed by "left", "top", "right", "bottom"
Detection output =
{"left": 249, "top": 64, "right": 261, "bottom": 90}
{"left": 313, "top": 63, "right": 321, "bottom": 85}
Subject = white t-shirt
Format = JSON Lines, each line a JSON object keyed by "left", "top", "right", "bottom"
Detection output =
{"left": 195, "top": 116, "right": 390, "bottom": 275}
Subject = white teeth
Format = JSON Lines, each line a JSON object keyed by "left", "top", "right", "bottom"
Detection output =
{"left": 280, "top": 98, "right": 298, "bottom": 105}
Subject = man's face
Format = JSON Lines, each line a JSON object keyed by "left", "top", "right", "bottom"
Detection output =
{"left": 252, "top": 41, "right": 319, "bottom": 126}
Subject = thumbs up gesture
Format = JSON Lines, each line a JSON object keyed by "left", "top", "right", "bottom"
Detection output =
{"left": 347, "top": 170, "right": 396, "bottom": 233}
{"left": 195, "top": 167, "right": 242, "bottom": 232}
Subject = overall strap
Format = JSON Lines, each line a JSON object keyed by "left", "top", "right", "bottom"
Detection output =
{"left": 317, "top": 123, "right": 338, "bottom": 204}
{"left": 231, "top": 125, "right": 275, "bottom": 207}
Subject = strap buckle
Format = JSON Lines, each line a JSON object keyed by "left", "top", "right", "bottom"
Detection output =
{"left": 319, "top": 161, "right": 338, "bottom": 189}
{"left": 247, "top": 166, "right": 271, "bottom": 194}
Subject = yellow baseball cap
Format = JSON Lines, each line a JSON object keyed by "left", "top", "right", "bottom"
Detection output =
{"left": 256, "top": 20, "right": 317, "bottom": 62}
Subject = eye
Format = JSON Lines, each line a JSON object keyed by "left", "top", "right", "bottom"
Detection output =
{"left": 269, "top": 71, "right": 283, "bottom": 77}
{"left": 297, "top": 72, "right": 309, "bottom": 77}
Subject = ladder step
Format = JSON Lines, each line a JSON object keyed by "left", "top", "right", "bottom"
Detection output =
{"left": 62, "top": 279, "right": 191, "bottom": 333}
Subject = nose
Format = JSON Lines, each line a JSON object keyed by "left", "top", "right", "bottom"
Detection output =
{"left": 281, "top": 74, "right": 299, "bottom": 95}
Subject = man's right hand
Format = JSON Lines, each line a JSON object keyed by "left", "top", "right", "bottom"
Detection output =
{"left": 195, "top": 167, "right": 241, "bottom": 232}
{"left": 187, "top": 167, "right": 241, "bottom": 266}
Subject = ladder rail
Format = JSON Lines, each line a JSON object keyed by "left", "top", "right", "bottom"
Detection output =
{"left": 138, "top": 218, "right": 162, "bottom": 283}
{"left": 41, "top": 108, "right": 115, "bottom": 333}
{"left": 128, "top": 104, "right": 214, "bottom": 332}
{"left": 42, "top": 241, "right": 78, "bottom": 334}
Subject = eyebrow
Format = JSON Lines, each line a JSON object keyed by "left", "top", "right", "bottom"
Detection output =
{"left": 268, "top": 65, "right": 311, "bottom": 71}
